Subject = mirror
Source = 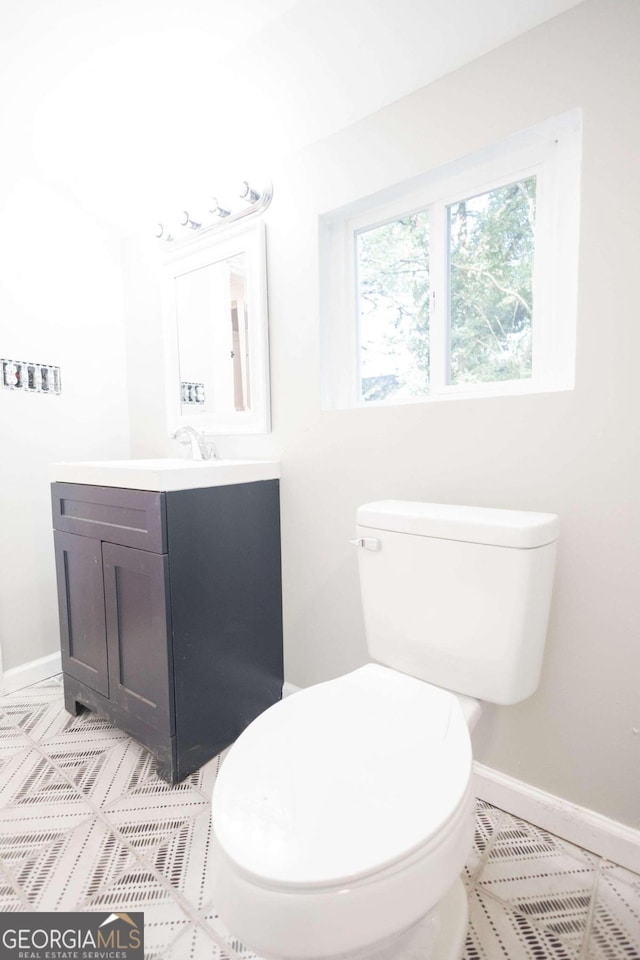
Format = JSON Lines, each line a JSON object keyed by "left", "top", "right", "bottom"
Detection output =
{"left": 163, "top": 220, "right": 270, "bottom": 435}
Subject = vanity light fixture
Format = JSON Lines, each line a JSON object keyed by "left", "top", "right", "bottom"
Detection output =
{"left": 210, "top": 198, "right": 231, "bottom": 218}
{"left": 155, "top": 223, "right": 173, "bottom": 242}
{"left": 180, "top": 211, "right": 201, "bottom": 230}
{"left": 155, "top": 179, "right": 273, "bottom": 245}
{"left": 239, "top": 181, "right": 262, "bottom": 204}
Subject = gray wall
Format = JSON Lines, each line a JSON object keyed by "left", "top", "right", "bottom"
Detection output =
{"left": 126, "top": 0, "right": 640, "bottom": 829}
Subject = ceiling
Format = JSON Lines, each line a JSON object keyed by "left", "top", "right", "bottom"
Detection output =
{"left": 0, "top": 0, "right": 583, "bottom": 234}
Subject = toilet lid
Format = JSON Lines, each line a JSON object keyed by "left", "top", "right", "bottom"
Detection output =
{"left": 213, "top": 664, "right": 472, "bottom": 888}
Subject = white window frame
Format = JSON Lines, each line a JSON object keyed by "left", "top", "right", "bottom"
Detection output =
{"left": 320, "top": 110, "right": 582, "bottom": 409}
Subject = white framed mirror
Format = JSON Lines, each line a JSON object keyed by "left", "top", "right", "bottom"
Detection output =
{"left": 163, "top": 219, "right": 270, "bottom": 435}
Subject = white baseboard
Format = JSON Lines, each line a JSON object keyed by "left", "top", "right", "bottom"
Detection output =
{"left": 2, "top": 652, "right": 62, "bottom": 696}
{"left": 474, "top": 761, "right": 640, "bottom": 874}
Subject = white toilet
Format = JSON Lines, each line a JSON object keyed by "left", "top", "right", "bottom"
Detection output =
{"left": 211, "top": 501, "right": 559, "bottom": 960}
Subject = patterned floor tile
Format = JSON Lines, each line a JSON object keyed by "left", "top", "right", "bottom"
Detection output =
{"left": 0, "top": 697, "right": 67, "bottom": 744}
{"left": 475, "top": 812, "right": 598, "bottom": 949}
{"left": 40, "top": 705, "right": 131, "bottom": 752}
{"left": 78, "top": 864, "right": 199, "bottom": 960}
{"left": 0, "top": 712, "right": 33, "bottom": 758}
{"left": 132, "top": 910, "right": 191, "bottom": 960}
{"left": 585, "top": 862, "right": 640, "bottom": 959}
{"left": 106, "top": 810, "right": 204, "bottom": 867}
{"left": 104, "top": 770, "right": 210, "bottom": 821}
{"left": 45, "top": 736, "right": 159, "bottom": 808}
{"left": 1, "top": 676, "right": 63, "bottom": 706}
{"left": 0, "top": 815, "right": 95, "bottom": 877}
{"left": 463, "top": 886, "right": 580, "bottom": 959}
{"left": 201, "top": 904, "right": 258, "bottom": 959}
{"left": 0, "top": 862, "right": 28, "bottom": 911}
{"left": 133, "top": 764, "right": 219, "bottom": 801}
{"left": 191, "top": 752, "right": 227, "bottom": 803}
{"left": 8, "top": 816, "right": 147, "bottom": 910}
{"left": 120, "top": 807, "right": 215, "bottom": 914}
{"left": 176, "top": 812, "right": 216, "bottom": 911}
{"left": 79, "top": 853, "right": 196, "bottom": 922}
{"left": 0, "top": 746, "right": 92, "bottom": 815}
{"left": 464, "top": 799, "right": 507, "bottom": 884}
{"left": 162, "top": 921, "right": 235, "bottom": 960}
{"left": 1, "top": 680, "right": 638, "bottom": 959}
{"left": 602, "top": 862, "right": 640, "bottom": 896}
{"left": 1, "top": 676, "right": 63, "bottom": 710}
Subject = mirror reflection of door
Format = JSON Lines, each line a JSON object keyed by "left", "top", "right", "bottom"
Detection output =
{"left": 175, "top": 252, "right": 250, "bottom": 415}
{"left": 229, "top": 257, "right": 250, "bottom": 412}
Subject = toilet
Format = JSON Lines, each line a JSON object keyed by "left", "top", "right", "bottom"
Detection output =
{"left": 211, "top": 500, "right": 559, "bottom": 960}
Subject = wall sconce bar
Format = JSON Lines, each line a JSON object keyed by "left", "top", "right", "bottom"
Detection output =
{"left": 180, "top": 211, "right": 201, "bottom": 230}
{"left": 156, "top": 179, "right": 273, "bottom": 247}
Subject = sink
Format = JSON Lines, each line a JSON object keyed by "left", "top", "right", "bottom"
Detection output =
{"left": 50, "top": 458, "right": 280, "bottom": 492}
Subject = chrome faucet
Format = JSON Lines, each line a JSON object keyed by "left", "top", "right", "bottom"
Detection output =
{"left": 172, "top": 426, "right": 217, "bottom": 460}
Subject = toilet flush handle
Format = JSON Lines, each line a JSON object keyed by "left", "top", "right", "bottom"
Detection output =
{"left": 349, "top": 537, "right": 381, "bottom": 551}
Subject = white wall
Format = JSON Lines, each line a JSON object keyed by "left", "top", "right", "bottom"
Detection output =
{"left": 0, "top": 178, "right": 130, "bottom": 674}
{"left": 125, "top": 0, "right": 640, "bottom": 830}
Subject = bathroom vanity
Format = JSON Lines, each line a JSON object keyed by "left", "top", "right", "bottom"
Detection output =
{"left": 50, "top": 458, "right": 283, "bottom": 783}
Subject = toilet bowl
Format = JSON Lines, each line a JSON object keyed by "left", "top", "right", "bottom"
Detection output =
{"left": 212, "top": 664, "right": 476, "bottom": 960}
{"left": 211, "top": 501, "right": 559, "bottom": 960}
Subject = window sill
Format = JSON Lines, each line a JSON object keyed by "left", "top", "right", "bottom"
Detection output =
{"left": 324, "top": 380, "right": 574, "bottom": 412}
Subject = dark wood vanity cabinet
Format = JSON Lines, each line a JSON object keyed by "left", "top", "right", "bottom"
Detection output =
{"left": 51, "top": 480, "right": 283, "bottom": 783}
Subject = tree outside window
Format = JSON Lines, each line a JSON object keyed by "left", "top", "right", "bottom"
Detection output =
{"left": 356, "top": 176, "right": 536, "bottom": 402}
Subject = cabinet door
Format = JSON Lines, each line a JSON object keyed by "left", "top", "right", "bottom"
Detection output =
{"left": 102, "top": 543, "right": 175, "bottom": 734}
{"left": 54, "top": 531, "right": 109, "bottom": 697}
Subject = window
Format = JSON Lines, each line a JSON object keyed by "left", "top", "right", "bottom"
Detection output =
{"left": 321, "top": 111, "right": 581, "bottom": 409}
{"left": 357, "top": 209, "right": 431, "bottom": 402}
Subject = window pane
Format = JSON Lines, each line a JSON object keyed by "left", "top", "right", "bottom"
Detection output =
{"left": 448, "top": 176, "right": 536, "bottom": 385}
{"left": 356, "top": 211, "right": 430, "bottom": 402}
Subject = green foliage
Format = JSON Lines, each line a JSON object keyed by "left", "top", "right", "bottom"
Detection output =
{"left": 357, "top": 210, "right": 430, "bottom": 401}
{"left": 356, "top": 176, "right": 536, "bottom": 400}
{"left": 449, "top": 177, "right": 536, "bottom": 384}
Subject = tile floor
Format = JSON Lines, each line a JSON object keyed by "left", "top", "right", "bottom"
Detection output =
{"left": 0, "top": 675, "right": 638, "bottom": 959}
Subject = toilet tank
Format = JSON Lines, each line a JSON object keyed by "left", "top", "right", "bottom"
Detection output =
{"left": 355, "top": 501, "right": 559, "bottom": 705}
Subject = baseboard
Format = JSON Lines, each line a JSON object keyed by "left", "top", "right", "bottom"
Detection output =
{"left": 2, "top": 652, "right": 62, "bottom": 696}
{"left": 474, "top": 761, "right": 640, "bottom": 874}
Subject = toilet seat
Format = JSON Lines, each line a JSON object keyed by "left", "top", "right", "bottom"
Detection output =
{"left": 213, "top": 663, "right": 473, "bottom": 890}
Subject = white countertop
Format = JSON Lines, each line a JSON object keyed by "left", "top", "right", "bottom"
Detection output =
{"left": 50, "top": 458, "right": 280, "bottom": 492}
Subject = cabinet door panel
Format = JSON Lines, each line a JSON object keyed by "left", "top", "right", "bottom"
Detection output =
{"left": 103, "top": 543, "right": 174, "bottom": 734}
{"left": 54, "top": 531, "right": 109, "bottom": 697}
